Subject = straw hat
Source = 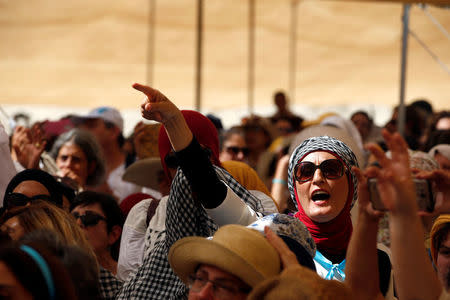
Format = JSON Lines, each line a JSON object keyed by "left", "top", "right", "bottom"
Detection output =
{"left": 122, "top": 157, "right": 163, "bottom": 191}
{"left": 168, "top": 224, "right": 281, "bottom": 288}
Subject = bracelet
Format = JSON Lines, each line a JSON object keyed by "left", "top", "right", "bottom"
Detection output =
{"left": 272, "top": 178, "right": 287, "bottom": 185}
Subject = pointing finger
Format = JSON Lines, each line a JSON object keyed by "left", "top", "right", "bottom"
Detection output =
{"left": 133, "top": 83, "right": 157, "bottom": 99}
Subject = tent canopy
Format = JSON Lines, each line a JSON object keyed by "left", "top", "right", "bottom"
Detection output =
{"left": 0, "top": 0, "right": 448, "bottom": 124}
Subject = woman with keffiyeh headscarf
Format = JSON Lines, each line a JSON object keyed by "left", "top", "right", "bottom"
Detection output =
{"left": 287, "top": 135, "right": 392, "bottom": 295}
{"left": 112, "top": 84, "right": 271, "bottom": 299}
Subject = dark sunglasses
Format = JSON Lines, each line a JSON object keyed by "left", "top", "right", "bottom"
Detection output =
{"left": 4, "top": 193, "right": 53, "bottom": 209}
{"left": 72, "top": 211, "right": 107, "bottom": 227}
{"left": 294, "top": 159, "right": 345, "bottom": 182}
{"left": 225, "top": 146, "right": 249, "bottom": 156}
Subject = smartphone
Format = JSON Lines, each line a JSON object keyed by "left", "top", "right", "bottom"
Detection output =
{"left": 368, "top": 178, "right": 435, "bottom": 212}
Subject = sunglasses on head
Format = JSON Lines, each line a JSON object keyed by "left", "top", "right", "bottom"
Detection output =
{"left": 294, "top": 159, "right": 345, "bottom": 182}
{"left": 72, "top": 211, "right": 107, "bottom": 227}
{"left": 225, "top": 146, "right": 249, "bottom": 156}
{"left": 4, "top": 193, "right": 53, "bottom": 209}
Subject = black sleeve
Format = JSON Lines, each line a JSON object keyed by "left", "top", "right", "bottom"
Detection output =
{"left": 377, "top": 249, "right": 392, "bottom": 296}
{"left": 175, "top": 137, "right": 227, "bottom": 209}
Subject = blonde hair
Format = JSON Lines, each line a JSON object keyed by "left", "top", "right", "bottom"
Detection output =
{"left": 2, "top": 201, "right": 95, "bottom": 260}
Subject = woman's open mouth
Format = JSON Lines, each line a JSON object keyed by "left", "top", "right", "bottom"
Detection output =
{"left": 311, "top": 190, "right": 330, "bottom": 202}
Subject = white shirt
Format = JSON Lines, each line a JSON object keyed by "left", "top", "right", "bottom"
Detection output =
{"left": 107, "top": 163, "right": 142, "bottom": 203}
{"left": 117, "top": 198, "right": 154, "bottom": 281}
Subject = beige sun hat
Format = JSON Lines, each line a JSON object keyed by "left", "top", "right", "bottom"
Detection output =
{"left": 168, "top": 224, "right": 281, "bottom": 288}
{"left": 122, "top": 157, "right": 163, "bottom": 191}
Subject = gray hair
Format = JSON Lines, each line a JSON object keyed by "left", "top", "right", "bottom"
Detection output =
{"left": 50, "top": 129, "right": 106, "bottom": 186}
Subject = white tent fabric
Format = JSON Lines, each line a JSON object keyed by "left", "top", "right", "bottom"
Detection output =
{"left": 0, "top": 0, "right": 449, "bottom": 133}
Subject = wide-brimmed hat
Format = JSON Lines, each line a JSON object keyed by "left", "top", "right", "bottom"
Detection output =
{"left": 122, "top": 157, "right": 163, "bottom": 191}
{"left": 168, "top": 224, "right": 281, "bottom": 288}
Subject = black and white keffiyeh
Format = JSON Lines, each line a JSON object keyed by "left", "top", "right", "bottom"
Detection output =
{"left": 99, "top": 267, "right": 123, "bottom": 300}
{"left": 115, "top": 165, "right": 263, "bottom": 299}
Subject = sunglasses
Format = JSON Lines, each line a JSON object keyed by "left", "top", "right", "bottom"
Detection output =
{"left": 225, "top": 146, "right": 249, "bottom": 156}
{"left": 4, "top": 193, "right": 53, "bottom": 209}
{"left": 294, "top": 159, "right": 345, "bottom": 182}
{"left": 72, "top": 211, "right": 107, "bottom": 227}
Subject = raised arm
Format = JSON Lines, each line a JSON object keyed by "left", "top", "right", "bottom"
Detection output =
{"left": 416, "top": 169, "right": 450, "bottom": 216}
{"left": 133, "top": 83, "right": 193, "bottom": 151}
{"left": 345, "top": 166, "right": 384, "bottom": 300}
{"left": 366, "top": 130, "right": 441, "bottom": 300}
{"left": 133, "top": 83, "right": 228, "bottom": 208}
{"left": 270, "top": 154, "right": 290, "bottom": 212}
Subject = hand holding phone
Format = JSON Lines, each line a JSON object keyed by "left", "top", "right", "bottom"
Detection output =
{"left": 368, "top": 178, "right": 435, "bottom": 212}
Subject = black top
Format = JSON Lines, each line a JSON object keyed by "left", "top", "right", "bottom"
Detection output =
{"left": 175, "top": 137, "right": 227, "bottom": 209}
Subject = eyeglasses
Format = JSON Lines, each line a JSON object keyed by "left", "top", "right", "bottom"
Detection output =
{"left": 225, "top": 146, "right": 249, "bottom": 157}
{"left": 188, "top": 274, "right": 250, "bottom": 300}
{"left": 72, "top": 211, "right": 107, "bottom": 227}
{"left": 4, "top": 193, "right": 53, "bottom": 209}
{"left": 294, "top": 159, "right": 345, "bottom": 182}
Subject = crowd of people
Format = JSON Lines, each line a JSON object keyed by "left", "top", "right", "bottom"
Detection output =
{"left": 0, "top": 85, "right": 449, "bottom": 300}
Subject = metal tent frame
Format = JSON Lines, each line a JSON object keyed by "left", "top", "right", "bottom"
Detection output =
{"left": 147, "top": 0, "right": 448, "bottom": 136}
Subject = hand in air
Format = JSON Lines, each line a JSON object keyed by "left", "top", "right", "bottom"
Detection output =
{"left": 352, "top": 166, "right": 384, "bottom": 220}
{"left": 133, "top": 83, "right": 193, "bottom": 151}
{"left": 365, "top": 129, "right": 416, "bottom": 215}
{"left": 133, "top": 83, "right": 181, "bottom": 125}
{"left": 416, "top": 169, "right": 450, "bottom": 216}
{"left": 12, "top": 125, "right": 47, "bottom": 169}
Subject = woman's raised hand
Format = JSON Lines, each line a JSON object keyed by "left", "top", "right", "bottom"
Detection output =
{"left": 416, "top": 169, "right": 450, "bottom": 216}
{"left": 352, "top": 166, "right": 383, "bottom": 220}
{"left": 133, "top": 83, "right": 193, "bottom": 151}
{"left": 12, "top": 125, "right": 46, "bottom": 169}
{"left": 133, "top": 83, "right": 182, "bottom": 125}
{"left": 365, "top": 129, "right": 416, "bottom": 215}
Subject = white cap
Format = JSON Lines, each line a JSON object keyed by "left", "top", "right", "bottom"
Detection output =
{"left": 73, "top": 106, "right": 123, "bottom": 132}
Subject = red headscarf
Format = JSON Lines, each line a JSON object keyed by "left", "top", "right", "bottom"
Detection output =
{"left": 158, "top": 110, "right": 221, "bottom": 182}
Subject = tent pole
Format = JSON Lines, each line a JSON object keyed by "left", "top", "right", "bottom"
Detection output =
{"left": 195, "top": 0, "right": 204, "bottom": 111}
{"left": 398, "top": 4, "right": 411, "bottom": 137}
{"left": 248, "top": 0, "right": 255, "bottom": 115}
{"left": 289, "top": 0, "right": 299, "bottom": 104}
{"left": 146, "top": 0, "right": 156, "bottom": 86}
